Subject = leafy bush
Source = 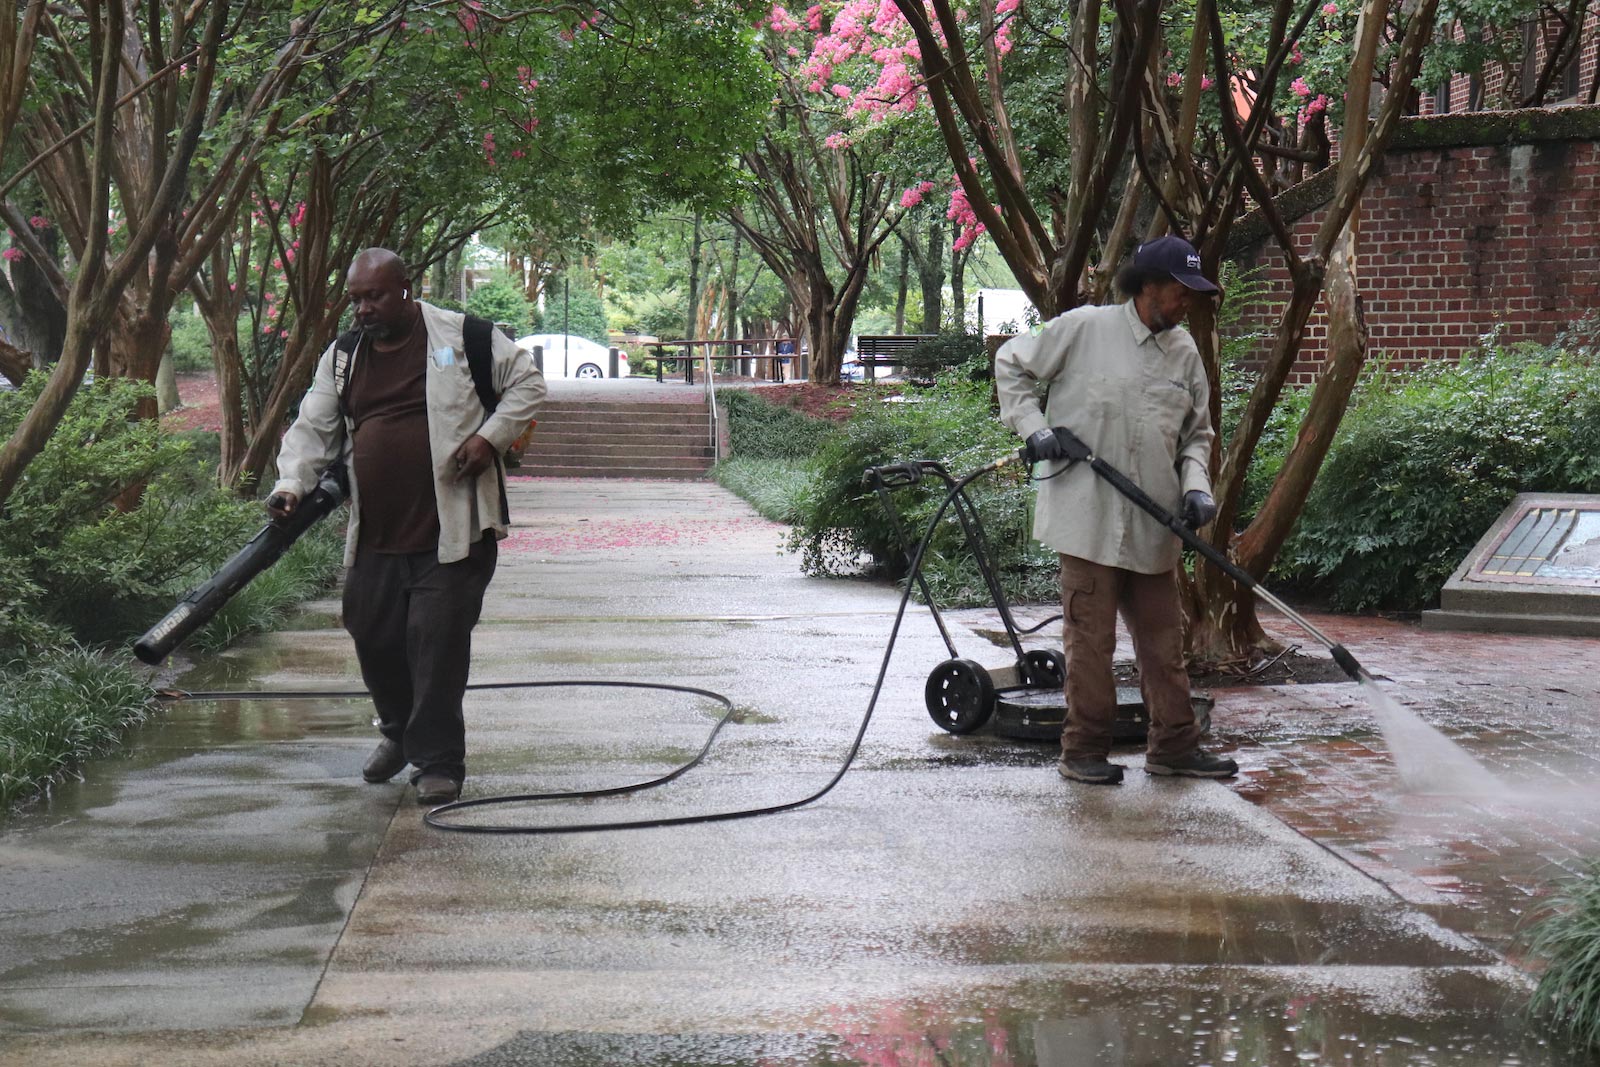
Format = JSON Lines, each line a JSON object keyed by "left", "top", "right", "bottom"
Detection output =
{"left": 166, "top": 308, "right": 215, "bottom": 373}
{"left": 466, "top": 274, "right": 534, "bottom": 336}
{"left": 0, "top": 374, "right": 259, "bottom": 648}
{"left": 791, "top": 376, "right": 1057, "bottom": 605}
{"left": 0, "top": 648, "right": 152, "bottom": 810}
{"left": 721, "top": 388, "right": 839, "bottom": 459}
{"left": 903, "top": 330, "right": 987, "bottom": 383}
{"left": 533, "top": 272, "right": 609, "bottom": 344}
{"left": 1522, "top": 861, "right": 1600, "bottom": 1050}
{"left": 1279, "top": 347, "right": 1600, "bottom": 610}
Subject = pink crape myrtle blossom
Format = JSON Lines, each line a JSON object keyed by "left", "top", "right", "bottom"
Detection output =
{"left": 1, "top": 247, "right": 22, "bottom": 262}
{"left": 27, "top": 216, "right": 48, "bottom": 230}
{"left": 1291, "top": 76, "right": 1312, "bottom": 97}
{"left": 947, "top": 182, "right": 985, "bottom": 251}
{"left": 899, "top": 179, "right": 935, "bottom": 208}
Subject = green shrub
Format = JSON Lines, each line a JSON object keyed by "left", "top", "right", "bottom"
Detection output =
{"left": 791, "top": 376, "right": 1056, "bottom": 605}
{"left": 533, "top": 273, "right": 609, "bottom": 344}
{"left": 712, "top": 457, "right": 815, "bottom": 524}
{"left": 1279, "top": 347, "right": 1600, "bottom": 611}
{"left": 0, "top": 648, "right": 152, "bottom": 810}
{"left": 466, "top": 274, "right": 534, "bottom": 336}
{"left": 0, "top": 375, "right": 260, "bottom": 648}
{"left": 1522, "top": 861, "right": 1600, "bottom": 1050}
{"left": 903, "top": 331, "right": 988, "bottom": 383}
{"left": 721, "top": 389, "right": 840, "bottom": 459}
{"left": 166, "top": 309, "right": 215, "bottom": 373}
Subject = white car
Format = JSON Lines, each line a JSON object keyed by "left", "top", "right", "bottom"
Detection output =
{"left": 515, "top": 333, "right": 629, "bottom": 379}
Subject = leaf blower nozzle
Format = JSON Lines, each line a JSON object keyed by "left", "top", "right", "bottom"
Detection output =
{"left": 133, "top": 464, "right": 349, "bottom": 665}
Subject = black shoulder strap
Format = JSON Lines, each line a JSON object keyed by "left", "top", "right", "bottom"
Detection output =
{"left": 333, "top": 328, "right": 362, "bottom": 417}
{"left": 461, "top": 314, "right": 509, "bottom": 525}
{"left": 462, "top": 315, "right": 499, "bottom": 415}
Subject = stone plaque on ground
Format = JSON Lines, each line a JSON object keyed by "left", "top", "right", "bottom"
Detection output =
{"left": 1423, "top": 493, "right": 1600, "bottom": 636}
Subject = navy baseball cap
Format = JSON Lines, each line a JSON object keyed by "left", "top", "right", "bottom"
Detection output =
{"left": 1133, "top": 235, "right": 1219, "bottom": 293}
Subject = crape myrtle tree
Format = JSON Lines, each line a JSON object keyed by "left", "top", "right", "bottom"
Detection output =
{"left": 730, "top": 0, "right": 947, "bottom": 384}
{"left": 189, "top": 0, "right": 770, "bottom": 489}
{"left": 851, "top": 0, "right": 1443, "bottom": 664}
{"left": 0, "top": 0, "right": 341, "bottom": 506}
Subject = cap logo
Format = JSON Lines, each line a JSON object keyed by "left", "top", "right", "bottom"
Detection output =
{"left": 1186, "top": 253, "right": 1201, "bottom": 270}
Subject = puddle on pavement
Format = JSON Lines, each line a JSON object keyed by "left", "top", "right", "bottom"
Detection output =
{"left": 447, "top": 970, "right": 1588, "bottom": 1065}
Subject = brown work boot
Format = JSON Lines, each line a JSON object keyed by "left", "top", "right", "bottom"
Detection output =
{"left": 362, "top": 738, "right": 406, "bottom": 783}
{"left": 1145, "top": 750, "right": 1238, "bottom": 779}
{"left": 1058, "top": 757, "right": 1124, "bottom": 785}
{"left": 415, "top": 774, "right": 462, "bottom": 805}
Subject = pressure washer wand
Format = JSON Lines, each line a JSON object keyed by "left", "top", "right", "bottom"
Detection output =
{"left": 1034, "top": 428, "right": 1369, "bottom": 683}
{"left": 133, "top": 463, "right": 349, "bottom": 665}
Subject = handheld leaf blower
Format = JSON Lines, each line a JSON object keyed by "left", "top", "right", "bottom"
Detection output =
{"left": 133, "top": 463, "right": 349, "bottom": 665}
{"left": 1030, "top": 427, "right": 1370, "bottom": 683}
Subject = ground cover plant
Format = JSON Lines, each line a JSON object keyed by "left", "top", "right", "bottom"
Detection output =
{"left": 1521, "top": 859, "right": 1600, "bottom": 1051}
{"left": 713, "top": 388, "right": 840, "bottom": 524}
{"left": 0, "top": 374, "right": 345, "bottom": 811}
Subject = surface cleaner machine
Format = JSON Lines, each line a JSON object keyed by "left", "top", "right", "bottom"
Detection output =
{"left": 862, "top": 455, "right": 1214, "bottom": 744}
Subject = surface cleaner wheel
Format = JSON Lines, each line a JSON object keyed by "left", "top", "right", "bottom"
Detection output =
{"left": 924, "top": 658, "right": 996, "bottom": 734}
{"left": 1019, "top": 648, "right": 1066, "bottom": 689}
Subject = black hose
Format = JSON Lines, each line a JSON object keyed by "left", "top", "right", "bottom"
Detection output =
{"left": 159, "top": 460, "right": 1006, "bottom": 836}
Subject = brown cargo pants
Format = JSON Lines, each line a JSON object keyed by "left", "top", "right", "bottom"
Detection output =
{"left": 1059, "top": 554, "right": 1201, "bottom": 763}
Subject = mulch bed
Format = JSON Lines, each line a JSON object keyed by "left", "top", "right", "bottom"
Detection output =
{"left": 742, "top": 382, "right": 898, "bottom": 422}
{"left": 1117, "top": 649, "right": 1353, "bottom": 688}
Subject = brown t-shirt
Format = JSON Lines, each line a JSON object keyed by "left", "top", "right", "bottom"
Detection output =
{"left": 346, "top": 321, "right": 440, "bottom": 553}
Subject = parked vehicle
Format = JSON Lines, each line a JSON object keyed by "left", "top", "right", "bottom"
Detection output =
{"left": 514, "top": 333, "right": 629, "bottom": 379}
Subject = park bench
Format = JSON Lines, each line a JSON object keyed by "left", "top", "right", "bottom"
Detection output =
{"left": 856, "top": 334, "right": 934, "bottom": 382}
{"left": 649, "top": 339, "right": 801, "bottom": 384}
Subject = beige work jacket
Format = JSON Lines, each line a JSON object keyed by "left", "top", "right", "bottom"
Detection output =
{"left": 995, "top": 300, "right": 1214, "bottom": 574}
{"left": 272, "top": 301, "right": 547, "bottom": 566}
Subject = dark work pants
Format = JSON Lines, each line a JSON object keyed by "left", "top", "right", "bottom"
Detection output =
{"left": 342, "top": 537, "right": 497, "bottom": 783}
{"left": 1059, "top": 554, "right": 1201, "bottom": 764}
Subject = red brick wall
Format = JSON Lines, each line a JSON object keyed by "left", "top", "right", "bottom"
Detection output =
{"left": 1231, "top": 121, "right": 1600, "bottom": 386}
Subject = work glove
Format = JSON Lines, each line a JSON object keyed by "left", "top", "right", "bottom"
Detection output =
{"left": 1182, "top": 489, "right": 1217, "bottom": 530}
{"left": 1024, "top": 427, "right": 1067, "bottom": 464}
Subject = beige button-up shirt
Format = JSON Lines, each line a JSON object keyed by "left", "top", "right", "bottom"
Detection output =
{"left": 273, "top": 301, "right": 546, "bottom": 566}
{"left": 995, "top": 300, "right": 1214, "bottom": 574}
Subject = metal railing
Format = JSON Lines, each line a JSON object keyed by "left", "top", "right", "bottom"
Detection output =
{"left": 703, "top": 345, "right": 719, "bottom": 461}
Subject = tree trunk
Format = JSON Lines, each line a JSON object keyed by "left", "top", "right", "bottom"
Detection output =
{"left": 918, "top": 219, "right": 944, "bottom": 332}
{"left": 155, "top": 352, "right": 179, "bottom": 413}
{"left": 686, "top": 212, "right": 703, "bottom": 340}
{"left": 1, "top": 232, "right": 66, "bottom": 363}
{"left": 893, "top": 238, "right": 908, "bottom": 334}
{"left": 950, "top": 243, "right": 969, "bottom": 330}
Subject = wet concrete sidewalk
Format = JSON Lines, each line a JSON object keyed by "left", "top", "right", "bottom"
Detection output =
{"left": 2, "top": 476, "right": 1598, "bottom": 1065}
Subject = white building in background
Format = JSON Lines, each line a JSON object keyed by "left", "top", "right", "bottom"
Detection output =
{"left": 974, "top": 288, "right": 1037, "bottom": 336}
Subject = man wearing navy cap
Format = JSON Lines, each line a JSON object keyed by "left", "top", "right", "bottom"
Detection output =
{"left": 994, "top": 235, "right": 1237, "bottom": 785}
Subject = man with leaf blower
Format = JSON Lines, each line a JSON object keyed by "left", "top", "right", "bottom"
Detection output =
{"left": 995, "top": 235, "right": 1237, "bottom": 786}
{"left": 267, "top": 248, "right": 545, "bottom": 805}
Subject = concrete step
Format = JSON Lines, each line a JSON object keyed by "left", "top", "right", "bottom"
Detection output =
{"left": 538, "top": 401, "right": 708, "bottom": 414}
{"left": 515, "top": 463, "right": 712, "bottom": 480}
{"left": 536, "top": 414, "right": 709, "bottom": 431}
{"left": 515, "top": 396, "right": 716, "bottom": 480}
{"left": 526, "top": 430, "right": 713, "bottom": 449}
{"left": 522, "top": 449, "right": 713, "bottom": 468}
